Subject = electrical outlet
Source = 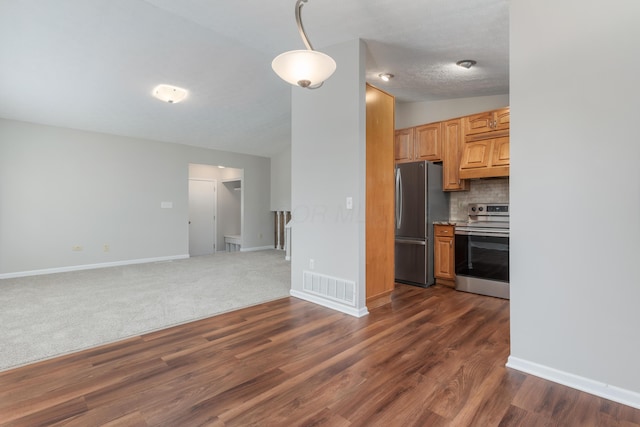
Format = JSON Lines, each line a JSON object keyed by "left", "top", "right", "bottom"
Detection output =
{"left": 72, "top": 245, "right": 83, "bottom": 251}
{"left": 309, "top": 259, "right": 315, "bottom": 270}
{"left": 103, "top": 244, "right": 110, "bottom": 252}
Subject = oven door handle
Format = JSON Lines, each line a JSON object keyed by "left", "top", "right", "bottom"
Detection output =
{"left": 455, "top": 230, "right": 509, "bottom": 238}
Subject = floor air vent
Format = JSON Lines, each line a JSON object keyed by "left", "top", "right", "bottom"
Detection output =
{"left": 302, "top": 271, "right": 356, "bottom": 306}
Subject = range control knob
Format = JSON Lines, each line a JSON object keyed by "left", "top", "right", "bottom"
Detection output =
{"left": 471, "top": 206, "right": 476, "bottom": 212}
{"left": 478, "top": 206, "right": 484, "bottom": 211}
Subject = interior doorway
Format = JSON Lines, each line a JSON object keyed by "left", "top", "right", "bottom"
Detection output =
{"left": 188, "top": 179, "right": 217, "bottom": 256}
{"left": 188, "top": 163, "right": 243, "bottom": 255}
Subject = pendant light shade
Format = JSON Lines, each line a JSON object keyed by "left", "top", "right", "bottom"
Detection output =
{"left": 272, "top": 0, "right": 336, "bottom": 89}
{"left": 272, "top": 49, "right": 336, "bottom": 88}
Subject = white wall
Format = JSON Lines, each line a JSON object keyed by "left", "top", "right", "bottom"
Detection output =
{"left": 270, "top": 145, "right": 291, "bottom": 212}
{"left": 395, "top": 94, "right": 510, "bottom": 129}
{"left": 0, "top": 119, "right": 273, "bottom": 276}
{"left": 509, "top": 0, "right": 640, "bottom": 406}
{"left": 290, "top": 39, "right": 367, "bottom": 317}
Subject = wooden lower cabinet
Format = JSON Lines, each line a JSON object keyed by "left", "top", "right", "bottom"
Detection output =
{"left": 434, "top": 224, "right": 455, "bottom": 288}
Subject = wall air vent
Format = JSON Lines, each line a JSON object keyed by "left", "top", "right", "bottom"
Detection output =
{"left": 302, "top": 271, "right": 356, "bottom": 306}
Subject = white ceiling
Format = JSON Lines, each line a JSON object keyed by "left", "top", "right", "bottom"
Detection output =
{"left": 0, "top": 0, "right": 509, "bottom": 157}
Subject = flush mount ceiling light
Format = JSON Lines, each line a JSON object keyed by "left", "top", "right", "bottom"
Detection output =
{"left": 152, "top": 84, "right": 188, "bottom": 103}
{"left": 379, "top": 73, "right": 394, "bottom": 82}
{"left": 456, "top": 59, "right": 477, "bottom": 69}
{"left": 272, "top": 0, "right": 336, "bottom": 89}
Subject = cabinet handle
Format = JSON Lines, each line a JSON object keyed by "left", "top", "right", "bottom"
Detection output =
{"left": 449, "top": 240, "right": 452, "bottom": 247}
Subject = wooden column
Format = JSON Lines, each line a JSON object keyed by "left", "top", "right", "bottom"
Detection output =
{"left": 365, "top": 84, "right": 395, "bottom": 307}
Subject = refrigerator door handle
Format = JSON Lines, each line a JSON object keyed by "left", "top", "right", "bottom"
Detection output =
{"left": 396, "top": 168, "right": 403, "bottom": 229}
{"left": 395, "top": 168, "right": 400, "bottom": 229}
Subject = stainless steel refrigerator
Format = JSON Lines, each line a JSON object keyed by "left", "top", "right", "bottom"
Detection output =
{"left": 395, "top": 161, "right": 449, "bottom": 287}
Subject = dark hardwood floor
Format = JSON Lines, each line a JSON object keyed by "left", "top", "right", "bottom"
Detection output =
{"left": 1, "top": 284, "right": 639, "bottom": 426}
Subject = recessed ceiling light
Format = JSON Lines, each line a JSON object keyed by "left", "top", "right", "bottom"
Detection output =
{"left": 152, "top": 84, "right": 188, "bottom": 104}
{"left": 456, "top": 60, "right": 477, "bottom": 69}
{"left": 379, "top": 73, "right": 394, "bottom": 82}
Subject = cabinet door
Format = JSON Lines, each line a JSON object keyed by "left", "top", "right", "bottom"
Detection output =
{"left": 459, "top": 137, "right": 510, "bottom": 179}
{"left": 435, "top": 226, "right": 455, "bottom": 281}
{"left": 464, "top": 111, "right": 495, "bottom": 136}
{"left": 460, "top": 140, "right": 492, "bottom": 170}
{"left": 492, "top": 136, "right": 510, "bottom": 166}
{"left": 442, "top": 119, "right": 469, "bottom": 191}
{"left": 464, "top": 108, "right": 510, "bottom": 135}
{"left": 394, "top": 128, "right": 414, "bottom": 163}
{"left": 494, "top": 108, "right": 510, "bottom": 131}
{"left": 414, "top": 123, "right": 441, "bottom": 161}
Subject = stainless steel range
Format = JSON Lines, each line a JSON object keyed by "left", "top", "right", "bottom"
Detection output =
{"left": 455, "top": 203, "right": 510, "bottom": 299}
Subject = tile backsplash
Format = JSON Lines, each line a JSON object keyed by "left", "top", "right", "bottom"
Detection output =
{"left": 449, "top": 178, "right": 509, "bottom": 221}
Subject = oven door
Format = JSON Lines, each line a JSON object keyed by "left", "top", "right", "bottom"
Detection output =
{"left": 455, "top": 229, "right": 509, "bottom": 298}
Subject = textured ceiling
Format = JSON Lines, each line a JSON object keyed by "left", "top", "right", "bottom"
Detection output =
{"left": 0, "top": 0, "right": 508, "bottom": 157}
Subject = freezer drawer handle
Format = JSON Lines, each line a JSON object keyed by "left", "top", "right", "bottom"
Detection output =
{"left": 395, "top": 239, "right": 427, "bottom": 245}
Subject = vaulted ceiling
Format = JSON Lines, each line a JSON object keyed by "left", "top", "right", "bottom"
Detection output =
{"left": 0, "top": 0, "right": 508, "bottom": 157}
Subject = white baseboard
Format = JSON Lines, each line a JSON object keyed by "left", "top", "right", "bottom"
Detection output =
{"left": 0, "top": 254, "right": 190, "bottom": 279}
{"left": 240, "top": 245, "right": 275, "bottom": 252}
{"left": 506, "top": 356, "right": 640, "bottom": 410}
{"left": 290, "top": 289, "right": 369, "bottom": 318}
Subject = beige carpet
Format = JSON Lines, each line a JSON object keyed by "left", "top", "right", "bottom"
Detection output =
{"left": 0, "top": 250, "right": 291, "bottom": 371}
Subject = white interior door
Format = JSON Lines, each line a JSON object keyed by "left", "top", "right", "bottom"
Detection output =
{"left": 189, "top": 179, "right": 217, "bottom": 256}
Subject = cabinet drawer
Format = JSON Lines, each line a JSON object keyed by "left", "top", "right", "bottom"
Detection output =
{"left": 435, "top": 225, "right": 454, "bottom": 237}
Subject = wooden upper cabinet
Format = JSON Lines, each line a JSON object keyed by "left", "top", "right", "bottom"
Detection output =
{"left": 459, "top": 136, "right": 510, "bottom": 179}
{"left": 494, "top": 108, "right": 510, "bottom": 131}
{"left": 464, "top": 107, "right": 510, "bottom": 136}
{"left": 442, "top": 118, "right": 470, "bottom": 191}
{"left": 460, "top": 107, "right": 510, "bottom": 179}
{"left": 395, "top": 106, "right": 509, "bottom": 185}
{"left": 492, "top": 137, "right": 510, "bottom": 167}
{"left": 414, "top": 123, "right": 442, "bottom": 161}
{"left": 394, "top": 128, "right": 414, "bottom": 163}
{"left": 394, "top": 123, "right": 442, "bottom": 163}
{"left": 459, "top": 140, "right": 492, "bottom": 171}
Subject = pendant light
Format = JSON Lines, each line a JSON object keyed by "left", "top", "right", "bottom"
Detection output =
{"left": 272, "top": 0, "right": 336, "bottom": 89}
